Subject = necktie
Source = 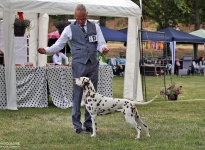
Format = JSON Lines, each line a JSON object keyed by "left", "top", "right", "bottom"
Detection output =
{"left": 81, "top": 25, "right": 86, "bottom": 34}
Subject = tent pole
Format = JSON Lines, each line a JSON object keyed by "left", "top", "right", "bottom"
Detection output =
{"left": 36, "top": 13, "right": 40, "bottom": 66}
{"left": 193, "top": 43, "right": 198, "bottom": 59}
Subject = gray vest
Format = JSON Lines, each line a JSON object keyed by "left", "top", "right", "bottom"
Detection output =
{"left": 70, "top": 21, "right": 98, "bottom": 64}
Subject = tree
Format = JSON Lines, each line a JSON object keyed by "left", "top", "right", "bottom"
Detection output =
{"left": 133, "top": 0, "right": 185, "bottom": 30}
{"left": 133, "top": 0, "right": 205, "bottom": 30}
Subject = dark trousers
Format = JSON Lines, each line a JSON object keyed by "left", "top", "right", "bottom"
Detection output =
{"left": 71, "top": 60, "right": 99, "bottom": 130}
{"left": 117, "top": 65, "right": 125, "bottom": 75}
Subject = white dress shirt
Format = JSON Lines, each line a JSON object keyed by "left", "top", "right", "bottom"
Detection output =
{"left": 52, "top": 52, "right": 69, "bottom": 65}
{"left": 46, "top": 21, "right": 107, "bottom": 55}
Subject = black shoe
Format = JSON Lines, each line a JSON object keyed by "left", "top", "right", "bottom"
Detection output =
{"left": 85, "top": 127, "right": 93, "bottom": 133}
{"left": 75, "top": 129, "right": 88, "bottom": 134}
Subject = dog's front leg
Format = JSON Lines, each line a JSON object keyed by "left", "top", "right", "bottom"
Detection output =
{"left": 91, "top": 115, "right": 97, "bottom": 137}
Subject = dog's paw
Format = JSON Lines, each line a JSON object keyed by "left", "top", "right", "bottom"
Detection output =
{"left": 91, "top": 134, "right": 96, "bottom": 137}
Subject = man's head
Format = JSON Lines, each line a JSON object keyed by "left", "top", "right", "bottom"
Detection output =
{"left": 56, "top": 52, "right": 60, "bottom": 56}
{"left": 119, "top": 51, "right": 125, "bottom": 58}
{"left": 74, "top": 4, "right": 87, "bottom": 26}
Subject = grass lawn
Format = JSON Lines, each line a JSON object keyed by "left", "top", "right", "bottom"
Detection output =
{"left": 0, "top": 75, "right": 205, "bottom": 150}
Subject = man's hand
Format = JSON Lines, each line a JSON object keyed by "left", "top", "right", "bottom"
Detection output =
{"left": 102, "top": 47, "right": 109, "bottom": 55}
{"left": 38, "top": 48, "right": 46, "bottom": 54}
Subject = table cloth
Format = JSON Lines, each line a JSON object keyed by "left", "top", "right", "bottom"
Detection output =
{"left": 47, "top": 66, "right": 113, "bottom": 109}
{"left": 0, "top": 66, "right": 48, "bottom": 109}
{"left": 0, "top": 66, "right": 6, "bottom": 109}
{"left": 0, "top": 66, "right": 113, "bottom": 109}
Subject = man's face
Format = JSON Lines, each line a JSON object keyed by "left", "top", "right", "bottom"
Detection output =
{"left": 56, "top": 52, "right": 59, "bottom": 56}
{"left": 75, "top": 11, "right": 87, "bottom": 26}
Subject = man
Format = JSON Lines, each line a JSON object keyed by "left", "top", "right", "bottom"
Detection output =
{"left": 38, "top": 4, "right": 109, "bottom": 134}
{"left": 116, "top": 51, "right": 126, "bottom": 76}
{"left": 52, "top": 52, "right": 69, "bottom": 65}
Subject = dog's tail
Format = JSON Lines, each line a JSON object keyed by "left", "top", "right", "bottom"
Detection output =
{"left": 133, "top": 95, "right": 157, "bottom": 105}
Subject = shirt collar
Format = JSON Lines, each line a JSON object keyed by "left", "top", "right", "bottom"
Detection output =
{"left": 78, "top": 20, "right": 87, "bottom": 27}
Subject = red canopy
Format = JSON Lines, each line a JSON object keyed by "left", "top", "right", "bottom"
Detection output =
{"left": 48, "top": 30, "right": 60, "bottom": 39}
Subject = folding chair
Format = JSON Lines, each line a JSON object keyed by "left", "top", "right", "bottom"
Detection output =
{"left": 178, "top": 56, "right": 193, "bottom": 76}
{"left": 107, "top": 58, "right": 118, "bottom": 75}
{"left": 192, "top": 61, "right": 199, "bottom": 74}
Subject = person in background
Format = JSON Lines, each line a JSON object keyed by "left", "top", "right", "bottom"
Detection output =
{"left": 116, "top": 51, "right": 126, "bottom": 76}
{"left": 203, "top": 58, "right": 205, "bottom": 66}
{"left": 196, "top": 56, "right": 205, "bottom": 76}
{"left": 52, "top": 52, "right": 69, "bottom": 65}
{"left": 174, "top": 58, "right": 181, "bottom": 75}
{"left": 155, "top": 59, "right": 164, "bottom": 76}
{"left": 37, "top": 4, "right": 109, "bottom": 134}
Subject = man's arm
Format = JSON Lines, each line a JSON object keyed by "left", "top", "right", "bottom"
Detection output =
{"left": 61, "top": 53, "right": 69, "bottom": 65}
{"left": 95, "top": 24, "right": 109, "bottom": 55}
{"left": 38, "top": 26, "right": 72, "bottom": 55}
{"left": 52, "top": 55, "right": 61, "bottom": 65}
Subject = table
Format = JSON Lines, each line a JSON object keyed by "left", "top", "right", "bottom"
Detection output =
{"left": 0, "top": 66, "right": 6, "bottom": 108}
{"left": 0, "top": 66, "right": 48, "bottom": 109}
{"left": 140, "top": 65, "right": 157, "bottom": 76}
{"left": 0, "top": 65, "right": 113, "bottom": 109}
{"left": 46, "top": 66, "right": 113, "bottom": 109}
{"left": 16, "top": 66, "right": 48, "bottom": 108}
{"left": 140, "top": 65, "right": 165, "bottom": 76}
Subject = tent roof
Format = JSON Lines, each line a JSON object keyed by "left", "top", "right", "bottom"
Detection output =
{"left": 0, "top": 0, "right": 141, "bottom": 17}
{"left": 118, "top": 28, "right": 171, "bottom": 42}
{"left": 159, "top": 27, "right": 205, "bottom": 43}
{"left": 189, "top": 29, "right": 205, "bottom": 38}
{"left": 98, "top": 26, "right": 127, "bottom": 42}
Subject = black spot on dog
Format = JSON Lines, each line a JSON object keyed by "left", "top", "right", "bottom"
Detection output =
{"left": 87, "top": 106, "right": 91, "bottom": 110}
{"left": 91, "top": 94, "right": 95, "bottom": 98}
{"left": 97, "top": 100, "right": 102, "bottom": 106}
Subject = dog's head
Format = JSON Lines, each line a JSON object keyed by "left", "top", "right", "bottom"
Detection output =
{"left": 73, "top": 77, "right": 90, "bottom": 87}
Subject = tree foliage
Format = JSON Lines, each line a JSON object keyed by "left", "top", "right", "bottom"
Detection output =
{"left": 133, "top": 0, "right": 205, "bottom": 30}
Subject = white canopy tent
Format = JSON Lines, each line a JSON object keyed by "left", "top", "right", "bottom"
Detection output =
{"left": 0, "top": 0, "right": 143, "bottom": 110}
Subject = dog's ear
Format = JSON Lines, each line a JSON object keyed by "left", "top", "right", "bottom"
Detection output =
{"left": 83, "top": 78, "right": 90, "bottom": 86}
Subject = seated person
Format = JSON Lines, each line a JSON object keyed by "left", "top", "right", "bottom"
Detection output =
{"left": 155, "top": 60, "right": 164, "bottom": 75}
{"left": 52, "top": 52, "right": 69, "bottom": 65}
{"left": 174, "top": 58, "right": 181, "bottom": 75}
{"left": 116, "top": 51, "right": 126, "bottom": 76}
{"left": 0, "top": 50, "right": 4, "bottom": 65}
{"left": 196, "top": 56, "right": 205, "bottom": 76}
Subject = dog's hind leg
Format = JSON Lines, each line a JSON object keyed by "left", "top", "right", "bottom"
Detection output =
{"left": 135, "top": 115, "right": 150, "bottom": 137}
{"left": 90, "top": 115, "right": 97, "bottom": 137}
{"left": 124, "top": 116, "right": 141, "bottom": 139}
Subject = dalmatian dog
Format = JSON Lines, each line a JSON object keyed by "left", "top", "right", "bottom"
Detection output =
{"left": 73, "top": 77, "right": 157, "bottom": 139}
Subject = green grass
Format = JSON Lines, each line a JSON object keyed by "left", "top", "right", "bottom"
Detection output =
{"left": 141, "top": 74, "right": 205, "bottom": 101}
{"left": 0, "top": 75, "right": 205, "bottom": 150}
